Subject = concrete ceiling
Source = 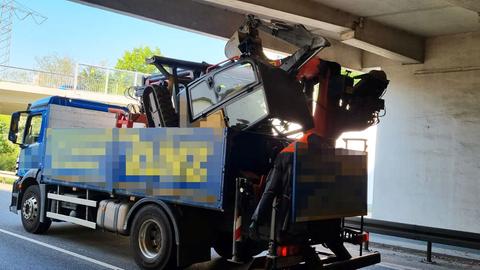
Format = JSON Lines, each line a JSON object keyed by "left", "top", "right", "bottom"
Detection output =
{"left": 200, "top": 0, "right": 424, "bottom": 63}
{"left": 315, "top": 0, "right": 480, "bottom": 37}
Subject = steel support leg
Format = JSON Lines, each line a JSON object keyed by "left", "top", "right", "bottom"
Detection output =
{"left": 364, "top": 240, "right": 369, "bottom": 251}
{"left": 427, "top": 241, "right": 432, "bottom": 263}
{"left": 422, "top": 241, "right": 435, "bottom": 264}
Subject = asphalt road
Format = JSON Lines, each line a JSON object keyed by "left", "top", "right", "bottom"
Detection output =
{"left": 0, "top": 183, "right": 477, "bottom": 270}
{"left": 0, "top": 184, "right": 136, "bottom": 270}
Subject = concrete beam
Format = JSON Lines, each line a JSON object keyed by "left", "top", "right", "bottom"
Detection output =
{"left": 70, "top": 0, "right": 244, "bottom": 40}
{"left": 344, "top": 19, "right": 424, "bottom": 64}
{"left": 445, "top": 0, "right": 480, "bottom": 12}
{"left": 73, "top": 0, "right": 424, "bottom": 64}
{"left": 70, "top": 0, "right": 319, "bottom": 59}
{"left": 0, "top": 102, "right": 25, "bottom": 115}
{"left": 201, "top": 0, "right": 355, "bottom": 40}
{"left": 318, "top": 40, "right": 363, "bottom": 71}
{"left": 71, "top": 0, "right": 363, "bottom": 69}
{"left": 201, "top": 0, "right": 424, "bottom": 63}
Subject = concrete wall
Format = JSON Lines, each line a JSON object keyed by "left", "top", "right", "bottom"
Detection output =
{"left": 365, "top": 31, "right": 480, "bottom": 233}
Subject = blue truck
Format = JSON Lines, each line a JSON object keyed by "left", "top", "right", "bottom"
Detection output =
{"left": 7, "top": 17, "right": 387, "bottom": 269}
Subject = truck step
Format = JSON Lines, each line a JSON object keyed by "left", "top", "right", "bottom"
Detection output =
{"left": 47, "top": 193, "right": 97, "bottom": 207}
{"left": 46, "top": 212, "right": 97, "bottom": 229}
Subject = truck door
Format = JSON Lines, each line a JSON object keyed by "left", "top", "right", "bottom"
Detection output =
{"left": 17, "top": 113, "right": 45, "bottom": 176}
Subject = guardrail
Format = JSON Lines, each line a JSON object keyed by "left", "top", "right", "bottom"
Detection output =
{"left": 345, "top": 217, "right": 480, "bottom": 263}
{"left": 0, "top": 170, "right": 16, "bottom": 185}
{"left": 0, "top": 170, "right": 16, "bottom": 179}
{"left": 0, "top": 64, "right": 149, "bottom": 96}
{"left": 0, "top": 65, "right": 75, "bottom": 89}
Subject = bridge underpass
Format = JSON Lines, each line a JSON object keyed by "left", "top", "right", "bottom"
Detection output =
{"left": 0, "top": 64, "right": 143, "bottom": 114}
{"left": 0, "top": 81, "right": 132, "bottom": 115}
{"left": 0, "top": 1, "right": 479, "bottom": 269}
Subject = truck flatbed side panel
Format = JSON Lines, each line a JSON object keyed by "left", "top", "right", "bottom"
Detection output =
{"left": 43, "top": 128, "right": 227, "bottom": 210}
{"left": 292, "top": 143, "right": 368, "bottom": 222}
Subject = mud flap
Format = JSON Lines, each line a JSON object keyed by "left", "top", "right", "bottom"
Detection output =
{"left": 9, "top": 181, "right": 19, "bottom": 214}
{"left": 38, "top": 184, "right": 47, "bottom": 223}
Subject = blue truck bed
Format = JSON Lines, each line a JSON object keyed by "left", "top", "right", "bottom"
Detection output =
{"left": 42, "top": 127, "right": 227, "bottom": 210}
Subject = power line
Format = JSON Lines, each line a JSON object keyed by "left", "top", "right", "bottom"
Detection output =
{"left": 0, "top": 0, "right": 47, "bottom": 68}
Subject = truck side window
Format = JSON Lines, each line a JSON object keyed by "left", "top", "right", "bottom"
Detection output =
{"left": 213, "top": 63, "right": 256, "bottom": 102}
{"left": 190, "top": 80, "right": 215, "bottom": 117}
{"left": 225, "top": 88, "right": 268, "bottom": 129}
{"left": 24, "top": 114, "right": 42, "bottom": 145}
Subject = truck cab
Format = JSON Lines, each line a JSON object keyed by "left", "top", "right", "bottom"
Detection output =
{"left": 7, "top": 97, "right": 134, "bottom": 238}
{"left": 9, "top": 97, "right": 127, "bottom": 182}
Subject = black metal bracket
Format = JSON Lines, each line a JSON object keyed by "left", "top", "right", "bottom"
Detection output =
{"left": 145, "top": 55, "right": 210, "bottom": 110}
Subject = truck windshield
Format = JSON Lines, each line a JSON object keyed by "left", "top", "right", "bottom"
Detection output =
{"left": 24, "top": 114, "right": 42, "bottom": 144}
{"left": 190, "top": 62, "right": 256, "bottom": 118}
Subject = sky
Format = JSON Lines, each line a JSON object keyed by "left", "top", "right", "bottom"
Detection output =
{"left": 10, "top": 0, "right": 227, "bottom": 69}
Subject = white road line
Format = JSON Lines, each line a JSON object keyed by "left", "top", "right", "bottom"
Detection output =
{"left": 379, "top": 262, "right": 420, "bottom": 270}
{"left": 0, "top": 228, "right": 124, "bottom": 270}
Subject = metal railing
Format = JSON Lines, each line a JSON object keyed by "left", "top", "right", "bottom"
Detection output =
{"left": 74, "top": 63, "right": 147, "bottom": 95}
{"left": 345, "top": 217, "right": 480, "bottom": 263}
{"left": 0, "top": 63, "right": 149, "bottom": 95}
{"left": 0, "top": 65, "right": 75, "bottom": 89}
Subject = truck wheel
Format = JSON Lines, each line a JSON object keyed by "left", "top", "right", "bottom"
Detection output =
{"left": 130, "top": 205, "right": 175, "bottom": 270}
{"left": 21, "top": 185, "right": 51, "bottom": 234}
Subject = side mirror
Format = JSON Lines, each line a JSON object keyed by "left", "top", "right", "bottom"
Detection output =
{"left": 9, "top": 111, "right": 29, "bottom": 145}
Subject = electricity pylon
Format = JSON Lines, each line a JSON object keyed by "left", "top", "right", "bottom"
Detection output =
{"left": 0, "top": 0, "right": 47, "bottom": 67}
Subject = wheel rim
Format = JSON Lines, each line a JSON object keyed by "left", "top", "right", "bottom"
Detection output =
{"left": 22, "top": 195, "right": 38, "bottom": 221}
{"left": 138, "top": 218, "right": 163, "bottom": 260}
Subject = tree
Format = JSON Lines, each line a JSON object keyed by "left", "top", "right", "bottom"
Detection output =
{"left": 35, "top": 55, "right": 76, "bottom": 88}
{"left": 78, "top": 66, "right": 107, "bottom": 93}
{"left": 35, "top": 54, "right": 75, "bottom": 75}
{"left": 0, "top": 115, "right": 19, "bottom": 172}
{"left": 115, "top": 46, "right": 161, "bottom": 74}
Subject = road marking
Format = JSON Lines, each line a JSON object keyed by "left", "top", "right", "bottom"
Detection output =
{"left": 0, "top": 228, "right": 124, "bottom": 270}
{"left": 379, "top": 262, "right": 420, "bottom": 270}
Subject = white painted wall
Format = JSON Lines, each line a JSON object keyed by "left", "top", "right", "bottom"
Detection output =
{"left": 364, "top": 31, "right": 480, "bottom": 233}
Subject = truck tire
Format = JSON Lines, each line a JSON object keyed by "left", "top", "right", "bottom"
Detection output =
{"left": 21, "top": 185, "right": 51, "bottom": 234}
{"left": 130, "top": 205, "right": 175, "bottom": 270}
